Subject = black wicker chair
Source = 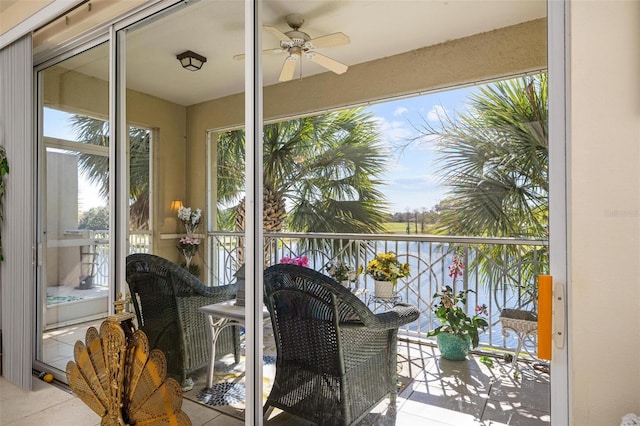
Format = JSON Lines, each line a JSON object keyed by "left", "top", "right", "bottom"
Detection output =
{"left": 263, "top": 264, "right": 420, "bottom": 425}
{"left": 125, "top": 253, "right": 240, "bottom": 386}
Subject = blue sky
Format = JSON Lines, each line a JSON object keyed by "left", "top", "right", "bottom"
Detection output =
{"left": 366, "top": 86, "right": 476, "bottom": 213}
{"left": 44, "top": 84, "right": 478, "bottom": 213}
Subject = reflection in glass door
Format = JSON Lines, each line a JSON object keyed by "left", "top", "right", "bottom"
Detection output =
{"left": 37, "top": 42, "right": 111, "bottom": 373}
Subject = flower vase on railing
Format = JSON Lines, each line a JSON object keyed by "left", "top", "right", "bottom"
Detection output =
{"left": 366, "top": 251, "right": 410, "bottom": 300}
{"left": 177, "top": 206, "right": 202, "bottom": 277}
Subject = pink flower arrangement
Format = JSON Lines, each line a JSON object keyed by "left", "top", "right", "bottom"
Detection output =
{"left": 178, "top": 236, "right": 200, "bottom": 268}
{"left": 280, "top": 255, "right": 309, "bottom": 267}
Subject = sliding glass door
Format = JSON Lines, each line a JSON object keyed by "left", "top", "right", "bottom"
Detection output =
{"left": 36, "top": 42, "right": 112, "bottom": 372}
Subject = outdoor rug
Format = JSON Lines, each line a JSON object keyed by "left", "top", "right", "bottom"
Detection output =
{"left": 181, "top": 324, "right": 278, "bottom": 420}
{"left": 181, "top": 329, "right": 420, "bottom": 422}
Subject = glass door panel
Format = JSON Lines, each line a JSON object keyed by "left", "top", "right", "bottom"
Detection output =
{"left": 37, "top": 42, "right": 111, "bottom": 372}
{"left": 120, "top": 0, "right": 253, "bottom": 414}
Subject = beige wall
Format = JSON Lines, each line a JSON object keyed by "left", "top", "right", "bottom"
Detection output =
{"left": 126, "top": 90, "right": 187, "bottom": 260}
{"left": 186, "top": 18, "right": 547, "bottom": 212}
{"left": 569, "top": 1, "right": 640, "bottom": 424}
{"left": 0, "top": 0, "right": 145, "bottom": 51}
{"left": 0, "top": 0, "right": 53, "bottom": 35}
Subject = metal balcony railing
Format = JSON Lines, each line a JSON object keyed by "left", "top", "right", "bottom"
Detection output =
{"left": 206, "top": 231, "right": 548, "bottom": 354}
{"left": 91, "top": 229, "right": 547, "bottom": 354}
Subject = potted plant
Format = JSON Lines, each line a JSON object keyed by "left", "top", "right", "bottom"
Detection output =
{"left": 427, "top": 252, "right": 488, "bottom": 360}
{"left": 325, "top": 261, "right": 363, "bottom": 287}
{"left": 366, "top": 251, "right": 410, "bottom": 299}
{"left": 176, "top": 206, "right": 202, "bottom": 276}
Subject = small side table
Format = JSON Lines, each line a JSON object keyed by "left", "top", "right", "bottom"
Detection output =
{"left": 367, "top": 294, "right": 402, "bottom": 311}
{"left": 199, "top": 300, "right": 270, "bottom": 388}
{"left": 500, "top": 308, "right": 538, "bottom": 371}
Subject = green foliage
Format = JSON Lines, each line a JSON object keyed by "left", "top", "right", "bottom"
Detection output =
{"left": 419, "top": 73, "right": 548, "bottom": 238}
{"left": 414, "top": 75, "right": 549, "bottom": 301}
{"left": 70, "top": 116, "right": 150, "bottom": 229}
{"left": 427, "top": 285, "right": 489, "bottom": 349}
{"left": 216, "top": 108, "right": 390, "bottom": 234}
{"left": 479, "top": 356, "right": 494, "bottom": 368}
{"left": 78, "top": 206, "right": 110, "bottom": 230}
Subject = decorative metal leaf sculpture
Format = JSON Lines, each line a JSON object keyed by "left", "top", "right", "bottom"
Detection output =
{"left": 66, "top": 309, "right": 191, "bottom": 425}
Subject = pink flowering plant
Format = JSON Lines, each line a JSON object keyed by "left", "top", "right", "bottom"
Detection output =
{"left": 177, "top": 236, "right": 200, "bottom": 268}
{"left": 427, "top": 250, "right": 489, "bottom": 349}
{"left": 280, "top": 255, "right": 309, "bottom": 267}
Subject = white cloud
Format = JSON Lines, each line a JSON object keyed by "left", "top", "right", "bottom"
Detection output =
{"left": 427, "top": 104, "right": 448, "bottom": 122}
{"left": 393, "top": 106, "right": 408, "bottom": 116}
{"left": 372, "top": 116, "right": 414, "bottom": 146}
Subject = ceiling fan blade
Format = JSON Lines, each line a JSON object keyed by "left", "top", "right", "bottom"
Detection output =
{"left": 279, "top": 56, "right": 298, "bottom": 82}
{"left": 264, "top": 47, "right": 286, "bottom": 56}
{"left": 306, "top": 52, "right": 348, "bottom": 75}
{"left": 233, "top": 48, "right": 285, "bottom": 60}
{"left": 264, "top": 25, "right": 292, "bottom": 43}
{"left": 308, "top": 32, "right": 350, "bottom": 48}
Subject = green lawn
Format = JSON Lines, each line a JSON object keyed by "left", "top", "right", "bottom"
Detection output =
{"left": 382, "top": 222, "right": 436, "bottom": 234}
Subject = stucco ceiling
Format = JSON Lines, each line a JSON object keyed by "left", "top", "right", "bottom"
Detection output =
{"left": 57, "top": 0, "right": 546, "bottom": 107}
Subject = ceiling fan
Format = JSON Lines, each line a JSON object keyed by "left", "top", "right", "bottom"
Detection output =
{"left": 234, "top": 14, "right": 350, "bottom": 82}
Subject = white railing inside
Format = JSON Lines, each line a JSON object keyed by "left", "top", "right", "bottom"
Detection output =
{"left": 92, "top": 230, "right": 151, "bottom": 286}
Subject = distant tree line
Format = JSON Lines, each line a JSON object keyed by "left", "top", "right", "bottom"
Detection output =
{"left": 78, "top": 206, "right": 109, "bottom": 230}
{"left": 387, "top": 201, "right": 453, "bottom": 234}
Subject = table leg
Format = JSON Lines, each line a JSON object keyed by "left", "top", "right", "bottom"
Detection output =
{"left": 205, "top": 315, "right": 230, "bottom": 389}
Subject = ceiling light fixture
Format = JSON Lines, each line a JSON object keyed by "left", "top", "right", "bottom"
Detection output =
{"left": 176, "top": 50, "right": 207, "bottom": 71}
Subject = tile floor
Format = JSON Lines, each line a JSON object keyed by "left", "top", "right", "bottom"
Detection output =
{"left": 4, "top": 321, "right": 549, "bottom": 425}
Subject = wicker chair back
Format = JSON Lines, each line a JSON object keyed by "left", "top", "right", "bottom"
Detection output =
{"left": 263, "top": 263, "right": 419, "bottom": 425}
{"left": 125, "top": 253, "right": 240, "bottom": 386}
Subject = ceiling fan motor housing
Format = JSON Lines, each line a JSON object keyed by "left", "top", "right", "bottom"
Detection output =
{"left": 282, "top": 30, "right": 310, "bottom": 48}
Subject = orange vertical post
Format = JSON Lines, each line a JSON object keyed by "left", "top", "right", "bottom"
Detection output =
{"left": 538, "top": 275, "right": 552, "bottom": 360}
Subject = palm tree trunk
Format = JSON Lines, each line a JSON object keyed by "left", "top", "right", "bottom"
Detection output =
{"left": 234, "top": 186, "right": 286, "bottom": 266}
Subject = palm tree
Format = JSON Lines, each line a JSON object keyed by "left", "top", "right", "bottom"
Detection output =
{"left": 420, "top": 73, "right": 548, "bottom": 238}
{"left": 417, "top": 74, "right": 549, "bottom": 308}
{"left": 70, "top": 116, "right": 150, "bottom": 230}
{"left": 217, "top": 108, "right": 390, "bottom": 236}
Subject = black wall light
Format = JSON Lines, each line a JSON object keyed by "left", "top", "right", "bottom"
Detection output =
{"left": 176, "top": 50, "right": 207, "bottom": 71}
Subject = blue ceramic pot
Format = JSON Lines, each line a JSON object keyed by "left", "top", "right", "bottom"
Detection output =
{"left": 436, "top": 332, "right": 471, "bottom": 361}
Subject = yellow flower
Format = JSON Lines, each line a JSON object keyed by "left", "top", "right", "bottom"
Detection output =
{"left": 365, "top": 251, "right": 410, "bottom": 283}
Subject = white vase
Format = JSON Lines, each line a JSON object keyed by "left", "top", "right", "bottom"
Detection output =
{"left": 374, "top": 280, "right": 395, "bottom": 299}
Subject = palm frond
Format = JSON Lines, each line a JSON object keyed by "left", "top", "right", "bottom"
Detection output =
{"left": 420, "top": 73, "right": 548, "bottom": 238}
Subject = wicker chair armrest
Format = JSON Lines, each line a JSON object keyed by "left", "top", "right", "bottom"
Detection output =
{"left": 196, "top": 283, "right": 238, "bottom": 300}
{"left": 366, "top": 303, "right": 420, "bottom": 330}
